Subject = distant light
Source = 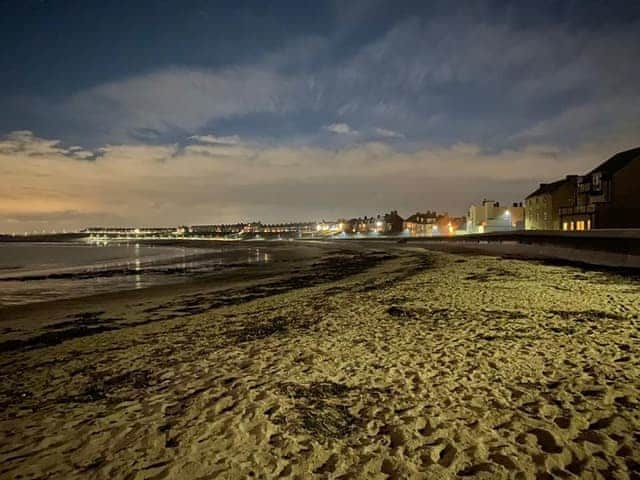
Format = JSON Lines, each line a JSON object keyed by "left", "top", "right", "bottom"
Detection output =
{"left": 505, "top": 210, "right": 511, "bottom": 217}
{"left": 376, "top": 221, "right": 383, "bottom": 228}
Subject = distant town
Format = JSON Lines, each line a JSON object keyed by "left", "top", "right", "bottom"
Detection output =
{"left": 8, "top": 146, "right": 640, "bottom": 241}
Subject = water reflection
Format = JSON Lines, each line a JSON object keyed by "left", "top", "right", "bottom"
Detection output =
{"left": 0, "top": 243, "right": 273, "bottom": 306}
{"left": 246, "top": 248, "right": 272, "bottom": 264}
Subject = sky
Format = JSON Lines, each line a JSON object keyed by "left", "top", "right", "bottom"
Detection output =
{"left": 1, "top": 0, "right": 639, "bottom": 232}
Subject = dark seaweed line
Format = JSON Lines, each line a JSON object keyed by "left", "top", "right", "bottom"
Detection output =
{"left": 0, "top": 250, "right": 398, "bottom": 355}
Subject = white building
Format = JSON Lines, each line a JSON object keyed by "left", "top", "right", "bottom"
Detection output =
{"left": 467, "top": 200, "right": 525, "bottom": 234}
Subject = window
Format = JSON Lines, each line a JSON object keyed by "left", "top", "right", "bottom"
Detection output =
{"left": 562, "top": 222, "right": 569, "bottom": 231}
{"left": 592, "top": 173, "right": 602, "bottom": 192}
{"left": 587, "top": 219, "right": 591, "bottom": 230}
{"left": 576, "top": 220, "right": 585, "bottom": 231}
{"left": 570, "top": 221, "right": 575, "bottom": 231}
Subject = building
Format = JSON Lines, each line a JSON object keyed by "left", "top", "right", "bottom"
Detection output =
{"left": 447, "top": 216, "right": 467, "bottom": 234}
{"left": 342, "top": 212, "right": 403, "bottom": 235}
{"left": 559, "top": 147, "right": 640, "bottom": 230}
{"left": 314, "top": 221, "right": 344, "bottom": 235}
{"left": 343, "top": 216, "right": 377, "bottom": 234}
{"left": 525, "top": 175, "right": 578, "bottom": 230}
{"left": 435, "top": 213, "right": 467, "bottom": 235}
{"left": 467, "top": 200, "right": 524, "bottom": 234}
{"left": 83, "top": 227, "right": 178, "bottom": 238}
{"left": 403, "top": 211, "right": 438, "bottom": 236}
{"left": 402, "top": 211, "right": 466, "bottom": 236}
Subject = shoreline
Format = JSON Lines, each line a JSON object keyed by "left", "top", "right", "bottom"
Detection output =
{"left": 3, "top": 239, "right": 639, "bottom": 335}
{"left": 0, "top": 241, "right": 313, "bottom": 310}
{"left": 0, "top": 242, "right": 407, "bottom": 348}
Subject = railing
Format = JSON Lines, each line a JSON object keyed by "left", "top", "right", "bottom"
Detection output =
{"left": 559, "top": 204, "right": 596, "bottom": 215}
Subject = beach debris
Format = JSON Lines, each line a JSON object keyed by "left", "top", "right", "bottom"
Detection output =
{"left": 386, "top": 305, "right": 417, "bottom": 319}
{"left": 59, "top": 369, "right": 153, "bottom": 404}
{"left": 273, "top": 381, "right": 362, "bottom": 439}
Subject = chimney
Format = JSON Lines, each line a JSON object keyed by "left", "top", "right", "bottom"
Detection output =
{"left": 566, "top": 175, "right": 578, "bottom": 184}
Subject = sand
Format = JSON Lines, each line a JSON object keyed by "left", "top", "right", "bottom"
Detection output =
{"left": 1, "top": 246, "right": 640, "bottom": 479}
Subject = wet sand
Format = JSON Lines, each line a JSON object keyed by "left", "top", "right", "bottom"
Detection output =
{"left": 1, "top": 243, "right": 640, "bottom": 479}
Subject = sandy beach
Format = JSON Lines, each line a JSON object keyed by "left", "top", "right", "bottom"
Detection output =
{"left": 1, "top": 243, "right": 639, "bottom": 479}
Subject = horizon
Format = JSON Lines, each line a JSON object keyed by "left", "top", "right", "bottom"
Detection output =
{"left": 1, "top": 1, "right": 640, "bottom": 232}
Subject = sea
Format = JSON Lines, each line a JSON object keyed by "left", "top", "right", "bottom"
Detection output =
{"left": 0, "top": 241, "right": 270, "bottom": 306}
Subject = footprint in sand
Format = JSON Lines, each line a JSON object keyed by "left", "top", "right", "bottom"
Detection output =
{"left": 554, "top": 416, "right": 571, "bottom": 429}
{"left": 438, "top": 443, "right": 458, "bottom": 468}
{"left": 314, "top": 453, "right": 338, "bottom": 475}
{"left": 489, "top": 452, "right": 518, "bottom": 471}
{"left": 528, "top": 428, "right": 563, "bottom": 454}
{"left": 457, "top": 462, "right": 495, "bottom": 477}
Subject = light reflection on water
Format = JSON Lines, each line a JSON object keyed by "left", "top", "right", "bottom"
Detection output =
{"left": 0, "top": 243, "right": 271, "bottom": 306}
{"left": 246, "top": 248, "right": 270, "bottom": 264}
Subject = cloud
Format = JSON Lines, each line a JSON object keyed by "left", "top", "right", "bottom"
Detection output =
{"left": 67, "top": 150, "right": 95, "bottom": 159}
{"left": 189, "top": 134, "right": 240, "bottom": 145}
{"left": 2, "top": 129, "right": 637, "bottom": 232}
{"left": 324, "top": 123, "right": 358, "bottom": 135}
{"left": 0, "top": 130, "right": 62, "bottom": 156}
{"left": 16, "top": 10, "right": 638, "bottom": 151}
{"left": 48, "top": 66, "right": 308, "bottom": 144}
{"left": 4, "top": 210, "right": 122, "bottom": 224}
{"left": 374, "top": 127, "right": 404, "bottom": 138}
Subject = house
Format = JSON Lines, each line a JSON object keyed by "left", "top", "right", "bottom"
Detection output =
{"left": 559, "top": 147, "right": 640, "bottom": 230}
{"left": 435, "top": 213, "right": 467, "bottom": 235}
{"left": 525, "top": 175, "right": 578, "bottom": 230}
{"left": 448, "top": 216, "right": 467, "bottom": 234}
{"left": 343, "top": 216, "right": 380, "bottom": 234}
{"left": 467, "top": 200, "right": 524, "bottom": 234}
{"left": 342, "top": 212, "right": 404, "bottom": 234}
{"left": 403, "top": 211, "right": 438, "bottom": 236}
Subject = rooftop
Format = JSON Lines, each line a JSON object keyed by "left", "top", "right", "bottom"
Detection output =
{"left": 587, "top": 146, "right": 640, "bottom": 176}
{"left": 526, "top": 176, "right": 577, "bottom": 199}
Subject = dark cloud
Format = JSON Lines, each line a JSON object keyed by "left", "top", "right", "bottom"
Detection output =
{"left": 9, "top": 3, "right": 636, "bottom": 151}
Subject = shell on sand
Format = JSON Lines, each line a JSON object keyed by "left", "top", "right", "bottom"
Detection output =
{"left": 1, "top": 250, "right": 639, "bottom": 479}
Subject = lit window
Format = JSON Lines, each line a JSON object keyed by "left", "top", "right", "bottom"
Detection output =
{"left": 562, "top": 222, "right": 568, "bottom": 231}
{"left": 587, "top": 219, "right": 591, "bottom": 230}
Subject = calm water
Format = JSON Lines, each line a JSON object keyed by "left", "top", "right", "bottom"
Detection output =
{"left": 0, "top": 242, "right": 269, "bottom": 306}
